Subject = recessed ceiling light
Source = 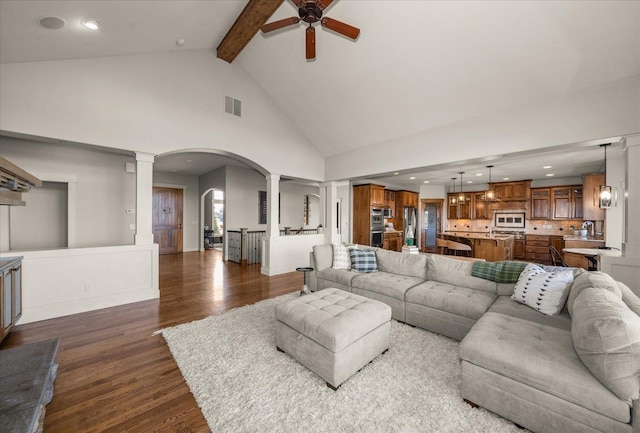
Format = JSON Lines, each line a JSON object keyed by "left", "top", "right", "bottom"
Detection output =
{"left": 176, "top": 39, "right": 186, "bottom": 47}
{"left": 546, "top": 173, "right": 555, "bottom": 177}
{"left": 81, "top": 19, "right": 99, "bottom": 30}
{"left": 543, "top": 165, "right": 552, "bottom": 169}
{"left": 467, "top": 181, "right": 473, "bottom": 184}
{"left": 393, "top": 172, "right": 399, "bottom": 176}
{"left": 186, "top": 159, "right": 192, "bottom": 163}
{"left": 38, "top": 16, "right": 66, "bottom": 30}
{"left": 476, "top": 173, "right": 482, "bottom": 177}
{"left": 503, "top": 177, "right": 510, "bottom": 180}
{"left": 409, "top": 176, "right": 416, "bottom": 180}
{"left": 423, "top": 180, "right": 429, "bottom": 184}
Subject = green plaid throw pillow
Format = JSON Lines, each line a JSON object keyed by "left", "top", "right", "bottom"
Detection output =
{"left": 471, "top": 261, "right": 529, "bottom": 284}
{"left": 350, "top": 249, "right": 378, "bottom": 273}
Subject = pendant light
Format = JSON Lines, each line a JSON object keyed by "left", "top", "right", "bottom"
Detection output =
{"left": 449, "top": 177, "right": 458, "bottom": 205}
{"left": 458, "top": 172, "right": 465, "bottom": 203}
{"left": 598, "top": 143, "right": 616, "bottom": 208}
{"left": 485, "top": 165, "right": 496, "bottom": 202}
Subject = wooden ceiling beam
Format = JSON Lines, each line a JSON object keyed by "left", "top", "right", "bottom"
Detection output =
{"left": 217, "top": 0, "right": 285, "bottom": 63}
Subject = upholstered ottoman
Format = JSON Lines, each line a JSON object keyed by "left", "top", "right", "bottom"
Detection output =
{"left": 275, "top": 288, "right": 392, "bottom": 390}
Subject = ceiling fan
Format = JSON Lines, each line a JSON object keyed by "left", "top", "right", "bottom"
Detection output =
{"left": 260, "top": 0, "right": 360, "bottom": 60}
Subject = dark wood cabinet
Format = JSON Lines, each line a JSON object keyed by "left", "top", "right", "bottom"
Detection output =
{"left": 513, "top": 239, "right": 525, "bottom": 259}
{"left": 582, "top": 173, "right": 605, "bottom": 221}
{"left": 384, "top": 190, "right": 396, "bottom": 211}
{"left": 525, "top": 235, "right": 551, "bottom": 263}
{"left": 530, "top": 188, "right": 550, "bottom": 220}
{"left": 384, "top": 231, "right": 402, "bottom": 252}
{"left": 490, "top": 180, "right": 531, "bottom": 201}
{"left": 447, "top": 193, "right": 471, "bottom": 219}
{"left": 551, "top": 187, "right": 571, "bottom": 220}
{"left": 573, "top": 186, "right": 583, "bottom": 219}
{"left": 473, "top": 192, "right": 489, "bottom": 219}
{"left": 371, "top": 185, "right": 385, "bottom": 207}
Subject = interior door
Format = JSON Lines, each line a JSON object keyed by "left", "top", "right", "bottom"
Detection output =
{"left": 153, "top": 187, "right": 183, "bottom": 254}
{"left": 421, "top": 199, "right": 442, "bottom": 252}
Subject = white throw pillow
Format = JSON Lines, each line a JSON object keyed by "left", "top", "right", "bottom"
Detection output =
{"left": 511, "top": 263, "right": 574, "bottom": 316}
{"left": 332, "top": 243, "right": 351, "bottom": 270}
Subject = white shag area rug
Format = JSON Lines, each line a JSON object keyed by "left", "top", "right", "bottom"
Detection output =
{"left": 162, "top": 293, "right": 526, "bottom": 433}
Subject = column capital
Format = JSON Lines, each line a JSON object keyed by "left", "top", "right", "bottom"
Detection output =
{"left": 625, "top": 134, "right": 640, "bottom": 147}
{"left": 135, "top": 152, "right": 156, "bottom": 163}
{"left": 266, "top": 173, "right": 281, "bottom": 181}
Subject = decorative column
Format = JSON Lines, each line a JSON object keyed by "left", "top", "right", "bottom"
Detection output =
{"left": 623, "top": 135, "right": 640, "bottom": 257}
{"left": 135, "top": 152, "right": 155, "bottom": 245}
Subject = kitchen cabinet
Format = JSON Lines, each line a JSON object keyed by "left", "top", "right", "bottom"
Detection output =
{"left": 371, "top": 185, "right": 385, "bottom": 207}
{"left": 1, "top": 256, "right": 22, "bottom": 343}
{"left": 396, "top": 190, "right": 418, "bottom": 209}
{"left": 551, "top": 185, "right": 583, "bottom": 220}
{"left": 525, "top": 235, "right": 551, "bottom": 263}
{"left": 384, "top": 190, "right": 396, "bottom": 211}
{"left": 530, "top": 188, "right": 550, "bottom": 220}
{"left": 473, "top": 192, "right": 489, "bottom": 220}
{"left": 472, "top": 237, "right": 513, "bottom": 262}
{"left": 490, "top": 180, "right": 531, "bottom": 201}
{"left": 513, "top": 239, "right": 525, "bottom": 259}
{"left": 582, "top": 173, "right": 605, "bottom": 221}
{"left": 384, "top": 231, "right": 402, "bottom": 252}
{"left": 446, "top": 193, "right": 471, "bottom": 219}
{"left": 353, "top": 184, "right": 386, "bottom": 246}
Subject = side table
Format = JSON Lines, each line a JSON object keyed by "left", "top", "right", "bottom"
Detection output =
{"left": 295, "top": 267, "right": 314, "bottom": 296}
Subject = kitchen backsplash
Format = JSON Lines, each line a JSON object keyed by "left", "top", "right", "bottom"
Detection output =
{"left": 446, "top": 218, "right": 604, "bottom": 236}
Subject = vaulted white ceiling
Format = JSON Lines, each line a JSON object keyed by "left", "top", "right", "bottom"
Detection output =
{"left": 1, "top": 1, "right": 638, "bottom": 185}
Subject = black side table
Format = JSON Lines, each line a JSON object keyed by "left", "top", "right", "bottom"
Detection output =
{"left": 295, "top": 267, "right": 314, "bottom": 296}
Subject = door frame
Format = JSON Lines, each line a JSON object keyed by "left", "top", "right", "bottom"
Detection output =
{"left": 153, "top": 183, "right": 186, "bottom": 254}
{"left": 420, "top": 199, "right": 444, "bottom": 253}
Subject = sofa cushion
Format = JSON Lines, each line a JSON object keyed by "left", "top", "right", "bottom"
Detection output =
{"left": 351, "top": 271, "right": 424, "bottom": 301}
{"left": 426, "top": 254, "right": 497, "bottom": 293}
{"left": 459, "top": 298, "right": 631, "bottom": 423}
{"left": 317, "top": 268, "right": 361, "bottom": 288}
{"left": 332, "top": 243, "right": 351, "bottom": 270}
{"left": 312, "top": 244, "right": 334, "bottom": 272}
{"left": 572, "top": 287, "right": 640, "bottom": 404}
{"left": 567, "top": 271, "right": 621, "bottom": 317}
{"left": 406, "top": 281, "right": 497, "bottom": 321}
{"left": 375, "top": 249, "right": 428, "bottom": 280}
{"left": 511, "top": 263, "right": 574, "bottom": 316}
{"left": 349, "top": 249, "right": 378, "bottom": 273}
{"left": 617, "top": 281, "right": 640, "bottom": 317}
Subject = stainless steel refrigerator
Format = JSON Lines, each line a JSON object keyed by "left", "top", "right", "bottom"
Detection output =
{"left": 403, "top": 207, "right": 417, "bottom": 246}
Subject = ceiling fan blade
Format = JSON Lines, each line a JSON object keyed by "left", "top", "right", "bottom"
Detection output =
{"left": 290, "top": 0, "right": 304, "bottom": 7}
{"left": 320, "top": 17, "right": 360, "bottom": 40}
{"left": 318, "top": 0, "right": 334, "bottom": 10}
{"left": 306, "top": 26, "right": 316, "bottom": 60}
{"left": 261, "top": 17, "right": 300, "bottom": 33}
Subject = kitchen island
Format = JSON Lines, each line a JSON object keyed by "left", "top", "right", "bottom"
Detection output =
{"left": 443, "top": 232, "right": 514, "bottom": 262}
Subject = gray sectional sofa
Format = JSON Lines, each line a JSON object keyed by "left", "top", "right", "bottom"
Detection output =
{"left": 308, "top": 244, "right": 640, "bottom": 433}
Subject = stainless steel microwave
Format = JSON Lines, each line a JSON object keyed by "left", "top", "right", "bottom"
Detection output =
{"left": 383, "top": 208, "right": 393, "bottom": 218}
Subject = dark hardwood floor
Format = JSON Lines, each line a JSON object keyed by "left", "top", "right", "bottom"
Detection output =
{"left": 0, "top": 250, "right": 300, "bottom": 433}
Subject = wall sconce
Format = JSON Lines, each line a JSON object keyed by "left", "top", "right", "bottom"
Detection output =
{"left": 598, "top": 143, "right": 617, "bottom": 209}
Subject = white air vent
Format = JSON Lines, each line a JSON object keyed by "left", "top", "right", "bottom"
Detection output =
{"left": 224, "top": 96, "right": 241, "bottom": 117}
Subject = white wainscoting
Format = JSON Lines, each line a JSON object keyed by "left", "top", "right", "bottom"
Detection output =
{"left": 261, "top": 234, "right": 325, "bottom": 276}
{"left": 0, "top": 244, "right": 159, "bottom": 324}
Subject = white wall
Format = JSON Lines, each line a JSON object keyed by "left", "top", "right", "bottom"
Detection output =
{"left": 9, "top": 182, "right": 68, "bottom": 250}
{"left": 0, "top": 137, "right": 136, "bottom": 250}
{"left": 225, "top": 166, "right": 267, "bottom": 231}
{"left": 279, "top": 182, "right": 321, "bottom": 229}
{"left": 605, "top": 152, "right": 625, "bottom": 250}
{"left": 419, "top": 184, "right": 446, "bottom": 199}
{"left": 153, "top": 172, "right": 200, "bottom": 252}
{"left": 0, "top": 50, "right": 325, "bottom": 181}
{"left": 326, "top": 75, "right": 640, "bottom": 180}
{"left": 1, "top": 244, "right": 159, "bottom": 324}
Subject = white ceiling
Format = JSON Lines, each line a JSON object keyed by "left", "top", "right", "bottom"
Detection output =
{"left": 1, "top": 1, "right": 638, "bottom": 185}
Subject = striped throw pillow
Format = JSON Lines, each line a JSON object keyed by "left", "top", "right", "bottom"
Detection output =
{"left": 350, "top": 249, "right": 378, "bottom": 273}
